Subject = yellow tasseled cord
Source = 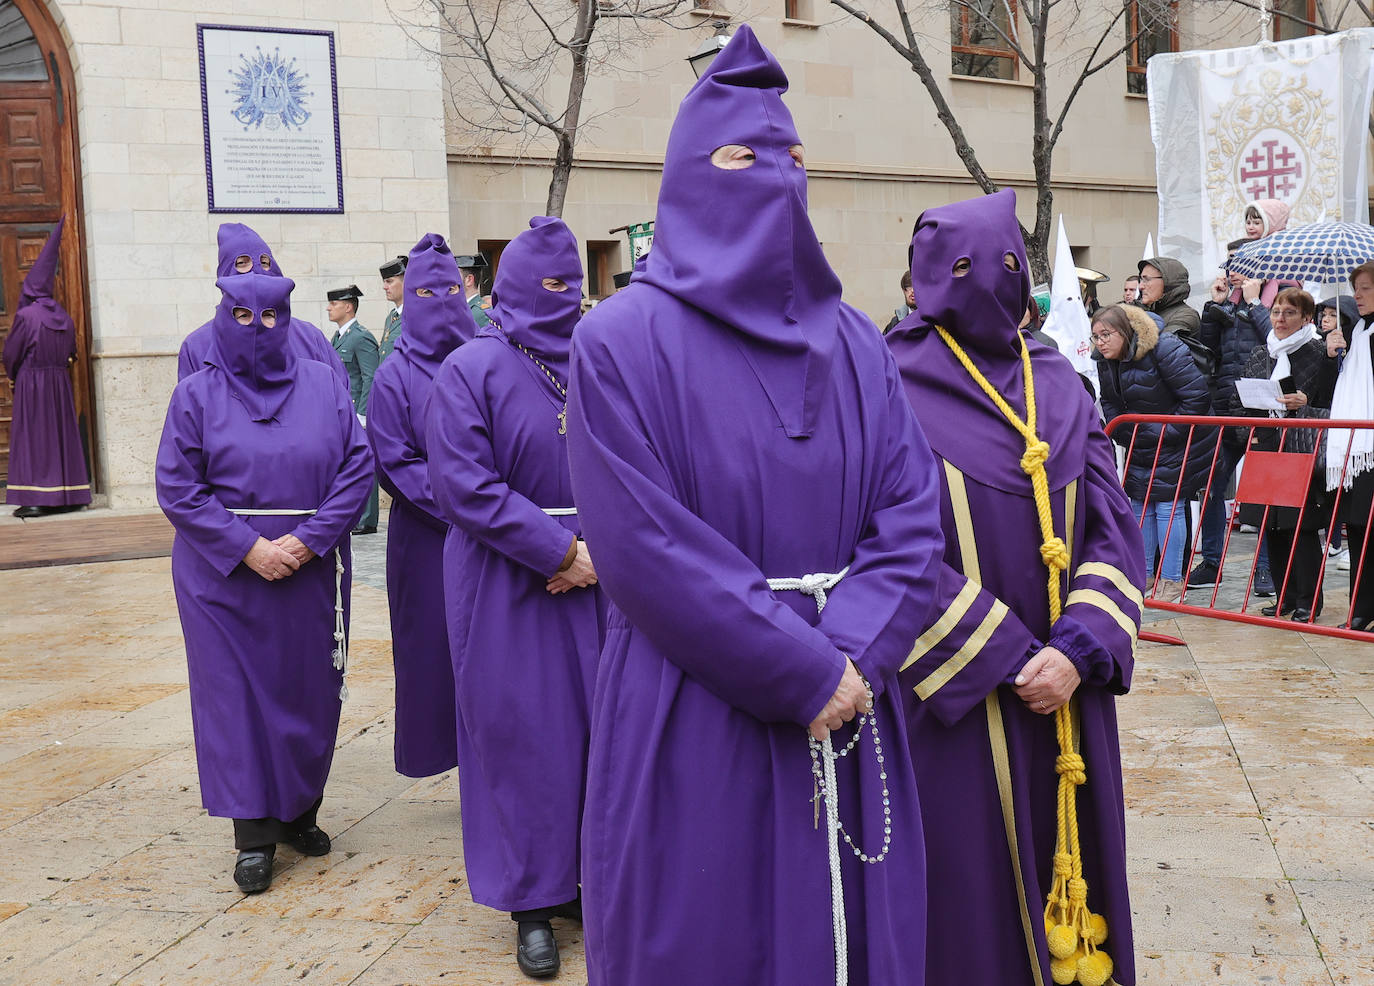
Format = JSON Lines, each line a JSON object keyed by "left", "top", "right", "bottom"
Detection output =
{"left": 935, "top": 327, "right": 1113, "bottom": 986}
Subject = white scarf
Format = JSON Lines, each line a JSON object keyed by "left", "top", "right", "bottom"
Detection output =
{"left": 1266, "top": 322, "right": 1317, "bottom": 382}
{"left": 1326, "top": 318, "right": 1374, "bottom": 491}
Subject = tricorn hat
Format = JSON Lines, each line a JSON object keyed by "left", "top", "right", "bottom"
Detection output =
{"left": 326, "top": 284, "right": 364, "bottom": 302}
{"left": 454, "top": 253, "right": 489, "bottom": 271}
{"left": 379, "top": 255, "right": 407, "bottom": 279}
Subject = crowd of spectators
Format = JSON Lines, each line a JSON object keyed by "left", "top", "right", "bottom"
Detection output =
{"left": 1083, "top": 201, "right": 1374, "bottom": 631}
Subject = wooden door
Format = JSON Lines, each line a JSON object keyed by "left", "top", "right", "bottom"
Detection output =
{"left": 0, "top": 0, "right": 92, "bottom": 490}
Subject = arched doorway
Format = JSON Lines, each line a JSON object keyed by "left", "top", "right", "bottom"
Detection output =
{"left": 0, "top": 0, "right": 93, "bottom": 493}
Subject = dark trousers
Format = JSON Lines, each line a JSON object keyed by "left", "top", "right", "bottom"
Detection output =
{"left": 233, "top": 796, "right": 322, "bottom": 851}
{"left": 1266, "top": 528, "right": 1324, "bottom": 615}
{"left": 511, "top": 895, "right": 580, "bottom": 923}
{"left": 1346, "top": 524, "right": 1374, "bottom": 621}
{"left": 359, "top": 480, "right": 379, "bottom": 530}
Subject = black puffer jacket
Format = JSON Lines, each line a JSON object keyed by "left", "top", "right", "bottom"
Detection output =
{"left": 1099, "top": 305, "right": 1214, "bottom": 501}
{"left": 1200, "top": 295, "right": 1271, "bottom": 423}
{"left": 1140, "top": 256, "right": 1202, "bottom": 338}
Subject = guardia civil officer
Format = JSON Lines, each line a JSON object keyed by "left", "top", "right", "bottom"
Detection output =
{"left": 380, "top": 255, "right": 406, "bottom": 360}
{"left": 327, "top": 285, "right": 381, "bottom": 534}
{"left": 457, "top": 254, "right": 492, "bottom": 328}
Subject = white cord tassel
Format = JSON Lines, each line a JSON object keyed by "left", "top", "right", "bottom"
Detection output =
{"left": 768, "top": 566, "right": 891, "bottom": 986}
{"left": 331, "top": 547, "right": 348, "bottom": 703}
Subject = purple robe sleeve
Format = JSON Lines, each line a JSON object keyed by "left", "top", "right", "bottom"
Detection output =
{"left": 3, "top": 310, "right": 33, "bottom": 379}
{"left": 1052, "top": 427, "right": 1144, "bottom": 693}
{"left": 291, "top": 381, "right": 376, "bottom": 557}
{"left": 367, "top": 363, "right": 444, "bottom": 532}
{"left": 814, "top": 355, "right": 945, "bottom": 702}
{"left": 155, "top": 384, "right": 262, "bottom": 577}
{"left": 426, "top": 356, "right": 575, "bottom": 577}
{"left": 566, "top": 333, "right": 847, "bottom": 727}
{"left": 901, "top": 561, "right": 1040, "bottom": 726}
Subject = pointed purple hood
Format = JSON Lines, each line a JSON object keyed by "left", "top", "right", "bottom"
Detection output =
{"left": 395, "top": 232, "right": 476, "bottom": 377}
{"left": 20, "top": 216, "right": 64, "bottom": 308}
{"left": 487, "top": 216, "right": 583, "bottom": 379}
{"left": 907, "top": 188, "right": 1030, "bottom": 370}
{"left": 636, "top": 24, "right": 840, "bottom": 438}
{"left": 211, "top": 273, "right": 295, "bottom": 422}
{"left": 887, "top": 190, "right": 1087, "bottom": 493}
{"left": 215, "top": 222, "right": 284, "bottom": 277}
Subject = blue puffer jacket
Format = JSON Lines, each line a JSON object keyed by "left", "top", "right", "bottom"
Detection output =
{"left": 1098, "top": 304, "right": 1215, "bottom": 501}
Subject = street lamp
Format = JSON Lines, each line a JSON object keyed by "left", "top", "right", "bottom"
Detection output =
{"left": 687, "top": 21, "right": 731, "bottom": 78}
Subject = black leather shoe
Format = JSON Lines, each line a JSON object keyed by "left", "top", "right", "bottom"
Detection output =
{"left": 287, "top": 825, "right": 331, "bottom": 856}
{"left": 516, "top": 920, "right": 560, "bottom": 979}
{"left": 1347, "top": 616, "right": 1372, "bottom": 632}
{"left": 13, "top": 505, "right": 48, "bottom": 518}
{"left": 1291, "top": 603, "right": 1322, "bottom": 623}
{"left": 1260, "top": 602, "right": 1294, "bottom": 618}
{"left": 233, "top": 847, "right": 275, "bottom": 893}
{"left": 351, "top": 526, "right": 377, "bottom": 535}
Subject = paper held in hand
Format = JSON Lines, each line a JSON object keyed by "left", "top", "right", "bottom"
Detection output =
{"left": 1235, "top": 378, "right": 1286, "bottom": 411}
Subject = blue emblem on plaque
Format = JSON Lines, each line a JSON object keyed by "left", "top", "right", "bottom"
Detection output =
{"left": 227, "top": 46, "right": 311, "bottom": 131}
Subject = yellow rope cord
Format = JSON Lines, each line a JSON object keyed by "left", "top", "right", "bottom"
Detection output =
{"left": 935, "top": 327, "right": 1113, "bottom": 986}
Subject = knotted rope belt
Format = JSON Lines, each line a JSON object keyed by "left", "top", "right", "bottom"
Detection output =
{"left": 228, "top": 508, "right": 350, "bottom": 703}
{"left": 934, "top": 327, "right": 1113, "bottom": 986}
{"left": 765, "top": 565, "right": 892, "bottom": 986}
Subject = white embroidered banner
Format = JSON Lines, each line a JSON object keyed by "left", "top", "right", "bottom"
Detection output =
{"left": 1147, "top": 29, "right": 1374, "bottom": 306}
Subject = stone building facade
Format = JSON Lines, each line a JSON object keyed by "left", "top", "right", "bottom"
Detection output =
{"left": 7, "top": 0, "right": 448, "bottom": 508}
{"left": 442, "top": 2, "right": 1271, "bottom": 320}
{"left": 3, "top": 0, "right": 1359, "bottom": 507}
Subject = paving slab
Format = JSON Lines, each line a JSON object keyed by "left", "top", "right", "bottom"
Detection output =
{"left": 0, "top": 531, "right": 1368, "bottom": 983}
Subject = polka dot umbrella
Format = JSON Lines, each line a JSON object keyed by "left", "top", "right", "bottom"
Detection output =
{"left": 1227, "top": 221, "right": 1374, "bottom": 283}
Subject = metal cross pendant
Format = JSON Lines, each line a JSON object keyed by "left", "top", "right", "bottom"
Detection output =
{"left": 558, "top": 406, "right": 567, "bottom": 436}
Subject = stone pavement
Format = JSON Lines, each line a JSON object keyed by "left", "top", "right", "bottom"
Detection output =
{"left": 0, "top": 519, "right": 1371, "bottom": 985}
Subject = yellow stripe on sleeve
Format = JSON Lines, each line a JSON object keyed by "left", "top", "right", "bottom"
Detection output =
{"left": 913, "top": 599, "right": 1009, "bottom": 700}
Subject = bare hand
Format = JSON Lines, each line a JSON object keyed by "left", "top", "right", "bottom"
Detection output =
{"left": 547, "top": 540, "right": 596, "bottom": 595}
{"left": 1210, "top": 277, "right": 1228, "bottom": 303}
{"left": 1279, "top": 390, "right": 1308, "bottom": 410}
{"left": 1241, "top": 278, "right": 1263, "bottom": 303}
{"left": 809, "top": 659, "right": 871, "bottom": 741}
{"left": 1327, "top": 329, "right": 1347, "bottom": 358}
{"left": 273, "top": 533, "right": 315, "bottom": 566}
{"left": 243, "top": 536, "right": 301, "bottom": 581}
{"left": 1013, "top": 646, "right": 1081, "bottom": 714}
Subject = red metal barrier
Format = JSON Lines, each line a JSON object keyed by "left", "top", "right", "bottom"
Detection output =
{"left": 1103, "top": 413, "right": 1374, "bottom": 643}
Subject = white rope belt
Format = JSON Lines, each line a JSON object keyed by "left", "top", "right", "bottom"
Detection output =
{"left": 228, "top": 508, "right": 349, "bottom": 703}
{"left": 541, "top": 507, "right": 578, "bottom": 516}
{"left": 765, "top": 565, "right": 890, "bottom": 986}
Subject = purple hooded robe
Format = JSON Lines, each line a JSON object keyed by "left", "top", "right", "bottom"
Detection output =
{"left": 564, "top": 28, "right": 944, "bottom": 985}
{"left": 178, "top": 223, "right": 347, "bottom": 390}
{"left": 157, "top": 274, "right": 373, "bottom": 822}
{"left": 3, "top": 217, "right": 91, "bottom": 508}
{"left": 366, "top": 233, "right": 476, "bottom": 778}
{"left": 427, "top": 216, "right": 605, "bottom": 913}
{"left": 886, "top": 190, "right": 1143, "bottom": 986}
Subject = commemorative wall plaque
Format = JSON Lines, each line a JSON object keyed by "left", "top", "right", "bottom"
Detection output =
{"left": 198, "top": 24, "right": 344, "bottom": 214}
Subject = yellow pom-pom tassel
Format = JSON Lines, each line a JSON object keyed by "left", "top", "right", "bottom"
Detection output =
{"left": 1086, "top": 912, "right": 1108, "bottom": 946}
{"left": 1076, "top": 949, "right": 1113, "bottom": 986}
{"left": 1050, "top": 948, "right": 1082, "bottom": 985}
{"left": 1047, "top": 923, "right": 1079, "bottom": 960}
{"left": 1045, "top": 915, "right": 1057, "bottom": 939}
